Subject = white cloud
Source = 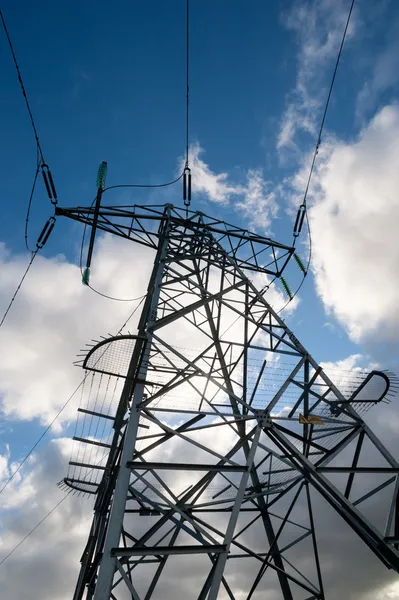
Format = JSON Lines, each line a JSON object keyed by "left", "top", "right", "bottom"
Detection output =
{"left": 374, "top": 580, "right": 399, "bottom": 600}
{"left": 0, "top": 235, "right": 154, "bottom": 425}
{"left": 0, "top": 438, "right": 91, "bottom": 600}
{"left": 2, "top": 132, "right": 399, "bottom": 597}
{"left": 292, "top": 104, "right": 399, "bottom": 345}
{"left": 188, "top": 142, "right": 244, "bottom": 205}
{"left": 278, "top": 0, "right": 356, "bottom": 153}
{"left": 187, "top": 143, "right": 278, "bottom": 234}
{"left": 235, "top": 169, "right": 278, "bottom": 232}
{"left": 320, "top": 353, "right": 363, "bottom": 372}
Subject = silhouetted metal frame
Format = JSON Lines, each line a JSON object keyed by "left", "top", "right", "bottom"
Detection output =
{"left": 55, "top": 202, "right": 399, "bottom": 600}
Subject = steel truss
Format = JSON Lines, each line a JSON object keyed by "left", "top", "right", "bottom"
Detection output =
{"left": 57, "top": 203, "right": 399, "bottom": 599}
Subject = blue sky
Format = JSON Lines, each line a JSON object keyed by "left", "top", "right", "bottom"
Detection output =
{"left": 2, "top": 1, "right": 399, "bottom": 598}
{"left": 0, "top": 0, "right": 369, "bottom": 348}
{"left": 0, "top": 0, "right": 394, "bottom": 472}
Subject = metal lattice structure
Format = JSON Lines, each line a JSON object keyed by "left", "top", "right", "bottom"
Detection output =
{"left": 57, "top": 202, "right": 399, "bottom": 600}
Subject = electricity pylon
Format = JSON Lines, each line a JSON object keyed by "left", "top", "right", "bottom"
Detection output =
{"left": 57, "top": 200, "right": 399, "bottom": 599}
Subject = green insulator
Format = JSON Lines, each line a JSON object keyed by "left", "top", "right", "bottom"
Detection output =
{"left": 96, "top": 161, "right": 108, "bottom": 189}
{"left": 82, "top": 267, "right": 90, "bottom": 286}
{"left": 294, "top": 252, "right": 306, "bottom": 274}
{"left": 280, "top": 276, "right": 293, "bottom": 300}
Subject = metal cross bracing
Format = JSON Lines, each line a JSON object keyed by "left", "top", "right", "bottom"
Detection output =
{"left": 58, "top": 203, "right": 399, "bottom": 599}
{"left": 55, "top": 203, "right": 295, "bottom": 278}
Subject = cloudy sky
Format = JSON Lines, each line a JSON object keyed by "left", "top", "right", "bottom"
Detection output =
{"left": 1, "top": 0, "right": 399, "bottom": 598}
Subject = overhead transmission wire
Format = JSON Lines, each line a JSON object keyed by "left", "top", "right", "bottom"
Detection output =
{"left": 0, "top": 295, "right": 147, "bottom": 569}
{"left": 0, "top": 6, "right": 192, "bottom": 563}
{"left": 81, "top": 0, "right": 191, "bottom": 301}
{"left": 0, "top": 441, "right": 116, "bottom": 568}
{"left": 77, "top": 195, "right": 153, "bottom": 302}
{"left": 185, "top": 0, "right": 190, "bottom": 167}
{"left": 0, "top": 295, "right": 145, "bottom": 499}
{"left": 0, "top": 251, "right": 38, "bottom": 328}
{"left": 0, "top": 495, "right": 67, "bottom": 567}
{"left": 24, "top": 147, "right": 41, "bottom": 252}
{"left": 0, "top": 10, "right": 45, "bottom": 163}
{"left": 98, "top": 0, "right": 190, "bottom": 197}
{"left": 0, "top": 9, "right": 58, "bottom": 330}
{"left": 268, "top": 0, "right": 355, "bottom": 314}
{"left": 210, "top": 0, "right": 355, "bottom": 331}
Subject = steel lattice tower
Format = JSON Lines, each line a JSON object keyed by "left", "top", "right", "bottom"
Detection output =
{"left": 56, "top": 201, "right": 399, "bottom": 599}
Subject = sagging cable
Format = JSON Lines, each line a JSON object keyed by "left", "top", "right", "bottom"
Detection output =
{"left": 41, "top": 164, "right": 58, "bottom": 204}
{"left": 36, "top": 216, "right": 56, "bottom": 249}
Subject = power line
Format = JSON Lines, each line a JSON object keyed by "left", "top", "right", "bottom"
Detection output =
{"left": 0, "top": 9, "right": 46, "bottom": 164}
{"left": 185, "top": 0, "right": 190, "bottom": 166}
{"left": 0, "top": 495, "right": 68, "bottom": 567}
{"left": 84, "top": 286, "right": 147, "bottom": 303}
{"left": 0, "top": 297, "right": 146, "bottom": 566}
{"left": 0, "top": 295, "right": 145, "bottom": 498}
{"left": 79, "top": 172, "right": 186, "bottom": 303}
{"left": 300, "top": 0, "right": 355, "bottom": 212}
{"left": 0, "top": 432, "right": 125, "bottom": 569}
{"left": 97, "top": 0, "right": 190, "bottom": 197}
{"left": 0, "top": 9, "right": 59, "bottom": 327}
{"left": 0, "top": 251, "right": 38, "bottom": 329}
{"left": 1, "top": 9, "right": 58, "bottom": 205}
{"left": 76, "top": 0, "right": 191, "bottom": 301}
{"left": 24, "top": 151, "right": 41, "bottom": 252}
{"left": 283, "top": 0, "right": 355, "bottom": 312}
{"left": 0, "top": 213, "right": 57, "bottom": 331}
{"left": 77, "top": 4, "right": 191, "bottom": 303}
{"left": 77, "top": 195, "right": 154, "bottom": 302}
{"left": 103, "top": 172, "right": 184, "bottom": 193}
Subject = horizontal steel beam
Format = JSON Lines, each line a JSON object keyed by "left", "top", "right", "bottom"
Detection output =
{"left": 77, "top": 407, "right": 115, "bottom": 420}
{"left": 69, "top": 461, "right": 106, "bottom": 470}
{"left": 77, "top": 407, "right": 149, "bottom": 428}
{"left": 73, "top": 436, "right": 111, "bottom": 449}
{"left": 111, "top": 544, "right": 226, "bottom": 557}
{"left": 317, "top": 467, "right": 399, "bottom": 473}
{"left": 127, "top": 461, "right": 247, "bottom": 472}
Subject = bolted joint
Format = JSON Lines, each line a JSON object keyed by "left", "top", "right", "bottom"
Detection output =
{"left": 255, "top": 410, "right": 273, "bottom": 429}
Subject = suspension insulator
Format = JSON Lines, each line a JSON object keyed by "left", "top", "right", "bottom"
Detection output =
{"left": 294, "top": 253, "right": 307, "bottom": 274}
{"left": 188, "top": 171, "right": 191, "bottom": 202}
{"left": 280, "top": 277, "right": 293, "bottom": 300}
{"left": 41, "top": 164, "right": 57, "bottom": 204}
{"left": 41, "top": 164, "right": 52, "bottom": 200}
{"left": 47, "top": 170, "right": 57, "bottom": 202}
{"left": 183, "top": 172, "right": 187, "bottom": 201}
{"left": 36, "top": 216, "right": 56, "bottom": 249}
{"left": 293, "top": 205, "right": 306, "bottom": 237}
{"left": 82, "top": 267, "right": 90, "bottom": 286}
{"left": 183, "top": 167, "right": 191, "bottom": 207}
{"left": 96, "top": 161, "right": 108, "bottom": 189}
